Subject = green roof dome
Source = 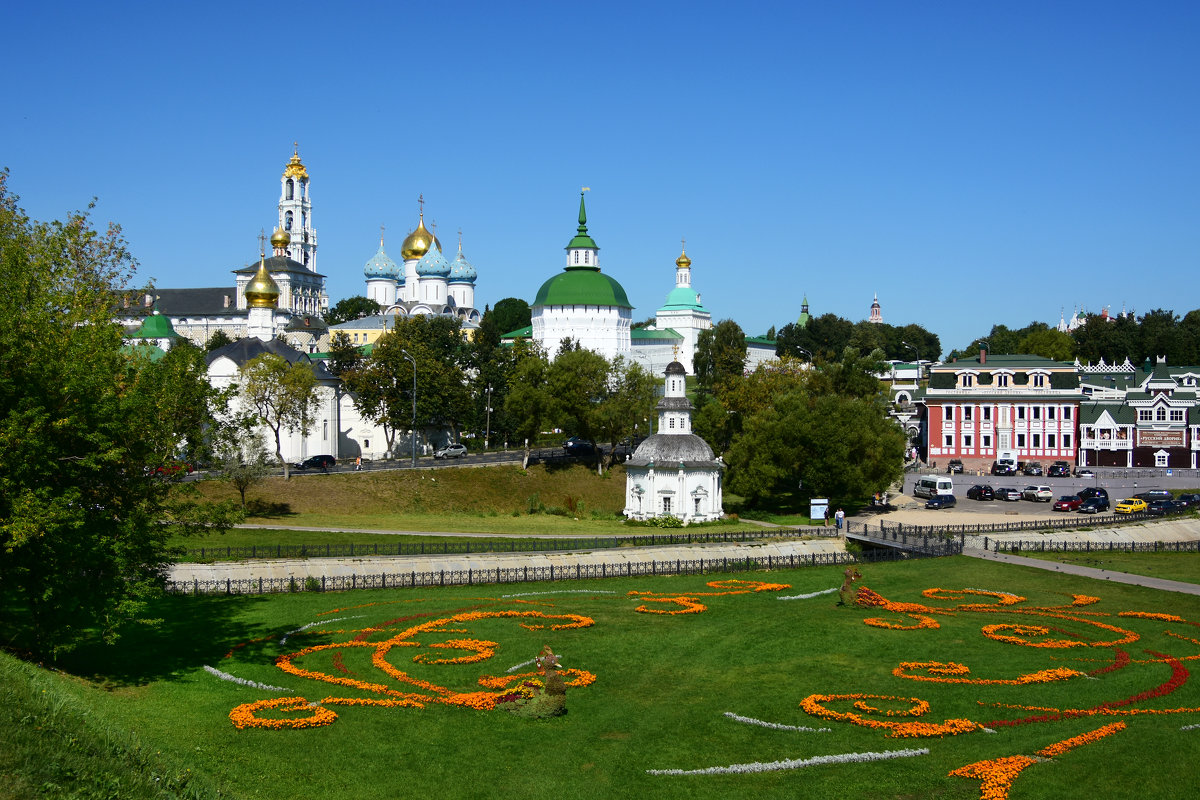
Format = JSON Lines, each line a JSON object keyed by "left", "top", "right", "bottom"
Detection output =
{"left": 533, "top": 266, "right": 632, "bottom": 308}
{"left": 564, "top": 192, "right": 599, "bottom": 251}
{"left": 660, "top": 286, "right": 708, "bottom": 312}
{"left": 131, "top": 312, "right": 179, "bottom": 340}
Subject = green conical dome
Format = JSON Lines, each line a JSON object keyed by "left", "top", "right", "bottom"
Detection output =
{"left": 564, "top": 192, "right": 599, "bottom": 250}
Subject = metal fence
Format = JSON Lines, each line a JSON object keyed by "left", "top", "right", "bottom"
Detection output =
{"left": 847, "top": 527, "right": 964, "bottom": 556}
{"left": 166, "top": 547, "right": 923, "bottom": 596}
{"left": 846, "top": 511, "right": 1162, "bottom": 541}
{"left": 178, "top": 528, "right": 839, "bottom": 562}
{"left": 989, "top": 539, "right": 1200, "bottom": 554}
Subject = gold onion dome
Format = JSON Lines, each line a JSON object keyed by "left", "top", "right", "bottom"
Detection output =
{"left": 675, "top": 247, "right": 691, "bottom": 269}
{"left": 245, "top": 258, "right": 281, "bottom": 308}
{"left": 270, "top": 227, "right": 291, "bottom": 250}
{"left": 282, "top": 149, "right": 308, "bottom": 180}
{"left": 401, "top": 215, "right": 442, "bottom": 261}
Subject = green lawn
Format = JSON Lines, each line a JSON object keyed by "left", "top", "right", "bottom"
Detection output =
{"left": 11, "top": 556, "right": 1200, "bottom": 799}
{"left": 1019, "top": 550, "right": 1200, "bottom": 585}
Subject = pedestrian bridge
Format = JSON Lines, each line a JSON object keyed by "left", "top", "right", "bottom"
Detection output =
{"left": 844, "top": 521, "right": 964, "bottom": 556}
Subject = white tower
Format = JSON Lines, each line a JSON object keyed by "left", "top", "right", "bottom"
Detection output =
{"left": 278, "top": 144, "right": 318, "bottom": 272}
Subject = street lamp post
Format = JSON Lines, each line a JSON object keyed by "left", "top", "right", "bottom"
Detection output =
{"left": 400, "top": 349, "right": 417, "bottom": 468}
{"left": 484, "top": 384, "right": 492, "bottom": 451}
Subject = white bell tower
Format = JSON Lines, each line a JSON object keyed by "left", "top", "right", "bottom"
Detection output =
{"left": 278, "top": 143, "right": 318, "bottom": 272}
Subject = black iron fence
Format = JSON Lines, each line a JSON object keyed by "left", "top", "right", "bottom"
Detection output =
{"left": 178, "top": 528, "right": 839, "bottom": 563}
{"left": 166, "top": 547, "right": 925, "bottom": 596}
{"left": 847, "top": 527, "right": 964, "bottom": 556}
{"left": 846, "top": 511, "right": 1159, "bottom": 541}
{"left": 989, "top": 538, "right": 1200, "bottom": 554}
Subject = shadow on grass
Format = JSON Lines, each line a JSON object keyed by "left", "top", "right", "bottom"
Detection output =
{"left": 58, "top": 593, "right": 276, "bottom": 688}
{"left": 245, "top": 499, "right": 295, "bottom": 518}
{"left": 725, "top": 490, "right": 813, "bottom": 518}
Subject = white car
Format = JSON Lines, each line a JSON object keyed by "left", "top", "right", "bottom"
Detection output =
{"left": 1022, "top": 485, "right": 1053, "bottom": 502}
{"left": 433, "top": 443, "right": 468, "bottom": 459}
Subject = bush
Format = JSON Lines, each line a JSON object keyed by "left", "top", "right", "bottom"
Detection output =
{"left": 305, "top": 576, "right": 321, "bottom": 592}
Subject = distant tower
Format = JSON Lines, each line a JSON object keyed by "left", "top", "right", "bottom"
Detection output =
{"left": 244, "top": 248, "right": 281, "bottom": 341}
{"left": 868, "top": 292, "right": 883, "bottom": 324}
{"left": 278, "top": 144, "right": 317, "bottom": 271}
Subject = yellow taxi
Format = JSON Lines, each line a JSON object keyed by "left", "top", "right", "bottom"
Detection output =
{"left": 1114, "top": 498, "right": 1148, "bottom": 514}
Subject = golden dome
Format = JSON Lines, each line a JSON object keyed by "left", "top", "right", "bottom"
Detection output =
{"left": 244, "top": 258, "right": 281, "bottom": 308}
{"left": 270, "top": 227, "right": 291, "bottom": 250}
{"left": 400, "top": 215, "right": 442, "bottom": 261}
{"left": 675, "top": 247, "right": 691, "bottom": 269}
{"left": 282, "top": 147, "right": 308, "bottom": 180}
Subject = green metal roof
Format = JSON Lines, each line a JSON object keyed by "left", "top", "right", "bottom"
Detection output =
{"left": 532, "top": 266, "right": 632, "bottom": 308}
{"left": 1078, "top": 402, "right": 1136, "bottom": 425}
{"left": 130, "top": 313, "right": 179, "bottom": 339}
{"left": 500, "top": 325, "right": 533, "bottom": 340}
{"left": 631, "top": 327, "right": 682, "bottom": 341}
{"left": 658, "top": 286, "right": 708, "bottom": 312}
{"left": 564, "top": 192, "right": 599, "bottom": 251}
{"left": 120, "top": 342, "right": 166, "bottom": 361}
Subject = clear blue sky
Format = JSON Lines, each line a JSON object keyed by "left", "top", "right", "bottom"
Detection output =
{"left": 4, "top": 1, "right": 1198, "bottom": 355}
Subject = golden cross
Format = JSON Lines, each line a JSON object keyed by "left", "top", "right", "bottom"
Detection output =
{"left": 258, "top": 229, "right": 267, "bottom": 256}
{"left": 418, "top": 193, "right": 425, "bottom": 217}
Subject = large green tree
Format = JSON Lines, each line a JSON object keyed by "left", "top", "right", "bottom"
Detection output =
{"left": 694, "top": 319, "right": 747, "bottom": 398}
{"left": 0, "top": 173, "right": 238, "bottom": 658}
{"left": 238, "top": 353, "right": 320, "bottom": 479}
{"left": 324, "top": 295, "right": 380, "bottom": 325}
{"left": 503, "top": 345, "right": 553, "bottom": 468}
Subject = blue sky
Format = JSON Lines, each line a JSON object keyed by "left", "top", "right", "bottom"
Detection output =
{"left": 4, "top": 1, "right": 1198, "bottom": 355}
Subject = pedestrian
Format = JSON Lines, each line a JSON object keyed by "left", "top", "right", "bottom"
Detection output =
{"left": 355, "top": 456, "right": 362, "bottom": 471}
{"left": 823, "top": 505, "right": 829, "bottom": 527}
{"left": 835, "top": 507, "right": 845, "bottom": 532}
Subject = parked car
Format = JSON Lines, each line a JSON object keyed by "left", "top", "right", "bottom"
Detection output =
{"left": 1022, "top": 485, "right": 1053, "bottom": 502}
{"left": 1078, "top": 497, "right": 1109, "bottom": 513}
{"left": 1147, "top": 499, "right": 1180, "bottom": 516}
{"left": 1114, "top": 498, "right": 1148, "bottom": 514}
{"left": 1133, "top": 490, "right": 1172, "bottom": 502}
{"left": 563, "top": 437, "right": 597, "bottom": 457}
{"left": 991, "top": 462, "right": 1016, "bottom": 476}
{"left": 1176, "top": 493, "right": 1200, "bottom": 508}
{"left": 947, "top": 459, "right": 964, "bottom": 474}
{"left": 925, "top": 494, "right": 957, "bottom": 509}
{"left": 996, "top": 487, "right": 1023, "bottom": 501}
{"left": 1053, "top": 495, "right": 1083, "bottom": 512}
{"left": 293, "top": 454, "right": 336, "bottom": 471}
{"left": 433, "top": 443, "right": 468, "bottom": 459}
{"left": 966, "top": 484, "right": 994, "bottom": 501}
{"left": 1047, "top": 461, "right": 1072, "bottom": 477}
{"left": 1022, "top": 462, "right": 1044, "bottom": 476}
{"left": 1078, "top": 486, "right": 1110, "bottom": 502}
{"left": 1075, "top": 468, "right": 1096, "bottom": 478}
{"left": 152, "top": 460, "right": 194, "bottom": 478}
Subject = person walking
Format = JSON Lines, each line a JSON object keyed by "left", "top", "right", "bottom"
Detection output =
{"left": 823, "top": 506, "right": 829, "bottom": 527}
{"left": 355, "top": 456, "right": 362, "bottom": 471}
{"left": 834, "top": 507, "right": 845, "bottom": 533}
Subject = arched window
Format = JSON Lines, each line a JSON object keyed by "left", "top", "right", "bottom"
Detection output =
{"left": 583, "top": 251, "right": 590, "bottom": 264}
{"left": 285, "top": 211, "right": 293, "bottom": 230}
{"left": 573, "top": 251, "right": 580, "bottom": 264}
{"left": 286, "top": 179, "right": 294, "bottom": 200}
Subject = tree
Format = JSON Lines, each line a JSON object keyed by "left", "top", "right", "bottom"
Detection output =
{"left": 205, "top": 329, "right": 234, "bottom": 351}
{"left": 592, "top": 357, "right": 658, "bottom": 471}
{"left": 1017, "top": 326, "right": 1075, "bottom": 361}
{"left": 238, "top": 353, "right": 320, "bottom": 479}
{"left": 326, "top": 330, "right": 362, "bottom": 377}
{"left": 0, "top": 172, "right": 238, "bottom": 659}
{"left": 325, "top": 295, "right": 380, "bottom": 325}
{"left": 503, "top": 345, "right": 552, "bottom": 468}
{"left": 694, "top": 319, "right": 746, "bottom": 398}
{"left": 212, "top": 410, "right": 271, "bottom": 509}
{"left": 545, "top": 347, "right": 610, "bottom": 470}
{"left": 489, "top": 297, "right": 532, "bottom": 336}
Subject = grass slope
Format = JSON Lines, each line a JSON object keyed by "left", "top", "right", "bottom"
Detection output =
{"left": 9, "top": 556, "right": 1198, "bottom": 799}
{"left": 1019, "top": 551, "right": 1200, "bottom": 584}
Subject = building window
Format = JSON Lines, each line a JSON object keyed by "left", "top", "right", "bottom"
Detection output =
{"left": 1064, "top": 407, "right": 1071, "bottom": 419}
{"left": 364, "top": 439, "right": 370, "bottom": 449}
{"left": 961, "top": 374, "right": 974, "bottom": 388}
{"left": 669, "top": 418, "right": 676, "bottom": 429}
{"left": 1032, "top": 374, "right": 1046, "bottom": 387}
{"left": 983, "top": 407, "right": 991, "bottom": 421}
{"left": 964, "top": 407, "right": 973, "bottom": 421}
{"left": 1156, "top": 407, "right": 1167, "bottom": 422}
{"left": 1033, "top": 407, "right": 1041, "bottom": 420}
{"left": 944, "top": 435, "right": 953, "bottom": 448}
{"left": 573, "top": 251, "right": 579, "bottom": 264}
{"left": 286, "top": 179, "right": 294, "bottom": 200}
{"left": 1048, "top": 407, "right": 1055, "bottom": 419}
{"left": 945, "top": 407, "right": 954, "bottom": 421}
{"left": 1018, "top": 407, "right": 1026, "bottom": 420}
{"left": 1156, "top": 451, "right": 1169, "bottom": 467}
{"left": 1171, "top": 409, "right": 1185, "bottom": 422}
{"left": 1033, "top": 434, "right": 1041, "bottom": 448}
{"left": 1139, "top": 409, "right": 1153, "bottom": 421}
{"left": 1048, "top": 434, "right": 1056, "bottom": 448}
{"left": 982, "top": 435, "right": 992, "bottom": 448}
{"left": 285, "top": 211, "right": 293, "bottom": 230}
{"left": 662, "top": 496, "right": 672, "bottom": 515}
{"left": 997, "top": 375, "right": 1009, "bottom": 387}
{"left": 964, "top": 435, "right": 973, "bottom": 448}
{"left": 323, "top": 420, "right": 328, "bottom": 440}
{"left": 1017, "top": 434, "right": 1026, "bottom": 448}
{"left": 694, "top": 497, "right": 701, "bottom": 515}
{"left": 584, "top": 251, "right": 590, "bottom": 264}
{"left": 1063, "top": 434, "right": 1071, "bottom": 449}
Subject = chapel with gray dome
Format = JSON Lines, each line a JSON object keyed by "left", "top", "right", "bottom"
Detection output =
{"left": 623, "top": 361, "right": 724, "bottom": 523}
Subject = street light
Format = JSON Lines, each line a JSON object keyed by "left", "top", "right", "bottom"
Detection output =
{"left": 400, "top": 348, "right": 417, "bottom": 468}
{"left": 484, "top": 384, "right": 493, "bottom": 451}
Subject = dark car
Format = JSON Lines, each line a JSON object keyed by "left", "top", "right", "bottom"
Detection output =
{"left": 1053, "top": 495, "right": 1082, "bottom": 512}
{"left": 1133, "top": 490, "right": 1172, "bottom": 503}
{"left": 563, "top": 437, "right": 597, "bottom": 457}
{"left": 1078, "top": 486, "right": 1110, "bottom": 502}
{"left": 925, "top": 494, "right": 957, "bottom": 509}
{"left": 1078, "top": 497, "right": 1109, "bottom": 514}
{"left": 947, "top": 459, "right": 964, "bottom": 474}
{"left": 1147, "top": 499, "right": 1180, "bottom": 516}
{"left": 294, "top": 454, "right": 336, "bottom": 471}
{"left": 1047, "top": 461, "right": 1071, "bottom": 477}
{"left": 1022, "top": 462, "right": 1044, "bottom": 476}
{"left": 1176, "top": 493, "right": 1200, "bottom": 508}
{"left": 991, "top": 462, "right": 1016, "bottom": 476}
{"left": 995, "top": 487, "right": 1022, "bottom": 501}
{"left": 966, "top": 484, "right": 994, "bottom": 500}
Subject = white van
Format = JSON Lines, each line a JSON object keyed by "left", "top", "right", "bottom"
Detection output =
{"left": 914, "top": 475, "right": 954, "bottom": 499}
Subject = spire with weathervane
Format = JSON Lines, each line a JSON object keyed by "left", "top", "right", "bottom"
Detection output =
{"left": 564, "top": 187, "right": 599, "bottom": 269}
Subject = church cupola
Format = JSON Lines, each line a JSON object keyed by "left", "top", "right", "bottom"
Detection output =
{"left": 674, "top": 239, "right": 692, "bottom": 288}
{"left": 564, "top": 189, "right": 600, "bottom": 269}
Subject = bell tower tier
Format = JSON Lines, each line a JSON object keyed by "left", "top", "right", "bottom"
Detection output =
{"left": 278, "top": 144, "right": 318, "bottom": 272}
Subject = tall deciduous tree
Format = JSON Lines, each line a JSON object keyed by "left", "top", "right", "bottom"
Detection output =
{"left": 593, "top": 357, "right": 658, "bottom": 471}
{"left": 0, "top": 172, "right": 238, "bottom": 658}
{"left": 324, "top": 295, "right": 380, "bottom": 325}
{"left": 238, "top": 353, "right": 320, "bottom": 479}
{"left": 503, "top": 344, "right": 552, "bottom": 468}
{"left": 694, "top": 319, "right": 747, "bottom": 398}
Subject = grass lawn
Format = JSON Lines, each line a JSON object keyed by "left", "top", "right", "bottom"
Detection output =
{"left": 12, "top": 556, "right": 1200, "bottom": 799}
{"left": 1019, "top": 550, "right": 1200, "bottom": 585}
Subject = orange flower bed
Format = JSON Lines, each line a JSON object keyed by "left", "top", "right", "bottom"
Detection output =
{"left": 893, "top": 661, "right": 1085, "bottom": 686}
{"left": 1034, "top": 720, "right": 1126, "bottom": 757}
{"left": 799, "top": 693, "right": 981, "bottom": 738}
{"left": 949, "top": 755, "right": 1038, "bottom": 800}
